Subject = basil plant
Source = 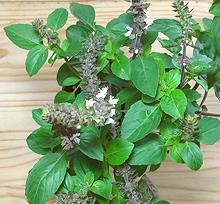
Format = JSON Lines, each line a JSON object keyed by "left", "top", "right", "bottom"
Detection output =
{"left": 4, "top": 0, "right": 220, "bottom": 203}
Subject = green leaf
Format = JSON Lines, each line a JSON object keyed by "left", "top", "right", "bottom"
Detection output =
{"left": 27, "top": 127, "right": 61, "bottom": 155}
{"left": 160, "top": 120, "right": 182, "bottom": 139}
{"left": 214, "top": 81, "right": 220, "bottom": 101}
{"left": 4, "top": 24, "right": 41, "bottom": 50}
{"left": 66, "top": 25, "right": 89, "bottom": 42}
{"left": 160, "top": 89, "right": 187, "bottom": 119}
{"left": 149, "top": 19, "right": 182, "bottom": 41}
{"left": 209, "top": 1, "right": 220, "bottom": 17}
{"left": 195, "top": 77, "right": 209, "bottom": 91}
{"left": 130, "top": 56, "right": 159, "bottom": 97}
{"left": 79, "top": 126, "right": 104, "bottom": 161}
{"left": 70, "top": 3, "right": 95, "bottom": 29}
{"left": 164, "top": 69, "right": 181, "bottom": 90}
{"left": 72, "top": 152, "right": 102, "bottom": 180}
{"left": 213, "top": 17, "right": 220, "bottom": 53}
{"left": 57, "top": 64, "right": 80, "bottom": 87}
{"left": 26, "top": 153, "right": 67, "bottom": 204}
{"left": 32, "top": 108, "right": 52, "bottom": 129}
{"left": 203, "top": 18, "right": 213, "bottom": 32}
{"left": 121, "top": 101, "right": 162, "bottom": 142}
{"left": 105, "top": 138, "right": 134, "bottom": 165}
{"left": 25, "top": 45, "right": 48, "bottom": 76}
{"left": 54, "top": 90, "right": 75, "bottom": 103}
{"left": 60, "top": 39, "right": 82, "bottom": 57}
{"left": 182, "top": 89, "right": 201, "bottom": 102}
{"left": 111, "top": 54, "right": 130, "bottom": 80}
{"left": 91, "top": 177, "right": 112, "bottom": 199}
{"left": 169, "top": 144, "right": 184, "bottom": 163}
{"left": 47, "top": 8, "right": 68, "bottom": 31}
{"left": 198, "top": 117, "right": 220, "bottom": 145}
{"left": 180, "top": 142, "right": 203, "bottom": 171}
{"left": 129, "top": 135, "right": 166, "bottom": 165}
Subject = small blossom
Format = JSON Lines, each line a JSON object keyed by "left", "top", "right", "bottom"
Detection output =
{"left": 86, "top": 99, "right": 95, "bottom": 109}
{"left": 96, "top": 87, "right": 108, "bottom": 99}
{"left": 76, "top": 124, "right": 81, "bottom": 129}
{"left": 145, "top": 19, "right": 154, "bottom": 28}
{"left": 109, "top": 96, "right": 119, "bottom": 106}
{"left": 110, "top": 109, "right": 116, "bottom": 117}
{"left": 134, "top": 49, "right": 139, "bottom": 54}
{"left": 105, "top": 118, "right": 115, "bottom": 125}
{"left": 125, "top": 25, "right": 133, "bottom": 37}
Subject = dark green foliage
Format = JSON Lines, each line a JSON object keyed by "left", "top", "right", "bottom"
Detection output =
{"left": 4, "top": 0, "right": 220, "bottom": 203}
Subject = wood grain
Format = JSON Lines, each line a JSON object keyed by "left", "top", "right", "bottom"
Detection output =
{"left": 0, "top": 0, "right": 220, "bottom": 203}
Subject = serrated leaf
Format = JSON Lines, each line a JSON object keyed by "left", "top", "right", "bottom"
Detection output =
{"left": 130, "top": 56, "right": 159, "bottom": 97}
{"left": 70, "top": 3, "right": 95, "bottom": 29}
{"left": 129, "top": 135, "right": 166, "bottom": 165}
{"left": 111, "top": 54, "right": 130, "bottom": 80}
{"left": 4, "top": 24, "right": 41, "bottom": 50}
{"left": 121, "top": 101, "right": 162, "bottom": 142}
{"left": 79, "top": 126, "right": 104, "bottom": 161}
{"left": 199, "top": 117, "right": 220, "bottom": 145}
{"left": 180, "top": 142, "right": 203, "bottom": 171}
{"left": 160, "top": 89, "right": 187, "bottom": 119}
{"left": 105, "top": 138, "right": 134, "bottom": 165}
{"left": 25, "top": 45, "right": 48, "bottom": 76}
{"left": 47, "top": 8, "right": 68, "bottom": 31}
{"left": 25, "top": 153, "right": 67, "bottom": 204}
{"left": 32, "top": 108, "right": 52, "bottom": 129}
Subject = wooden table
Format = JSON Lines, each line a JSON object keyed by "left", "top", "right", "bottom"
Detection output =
{"left": 0, "top": 0, "right": 220, "bottom": 203}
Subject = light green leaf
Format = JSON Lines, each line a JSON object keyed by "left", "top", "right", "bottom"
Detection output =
{"left": 91, "top": 177, "right": 112, "bottom": 199}
{"left": 47, "top": 8, "right": 68, "bottom": 31}
{"left": 199, "top": 117, "right": 220, "bottom": 145}
{"left": 60, "top": 39, "right": 82, "bottom": 57}
{"left": 160, "top": 120, "right": 182, "bottom": 139}
{"left": 164, "top": 69, "right": 181, "bottom": 90}
{"left": 32, "top": 108, "right": 52, "bottom": 129}
{"left": 130, "top": 56, "right": 159, "bottom": 97}
{"left": 180, "top": 142, "right": 203, "bottom": 171}
{"left": 25, "top": 45, "right": 48, "bottom": 76}
{"left": 105, "top": 138, "right": 134, "bottom": 165}
{"left": 26, "top": 153, "right": 67, "bottom": 204}
{"left": 129, "top": 135, "right": 166, "bottom": 165}
{"left": 111, "top": 54, "right": 130, "bottom": 80}
{"left": 79, "top": 126, "right": 104, "bottom": 161}
{"left": 27, "top": 127, "right": 61, "bottom": 155}
{"left": 72, "top": 152, "right": 102, "bottom": 180}
{"left": 209, "top": 1, "right": 220, "bottom": 17}
{"left": 66, "top": 25, "right": 89, "bottom": 42}
{"left": 4, "top": 24, "right": 41, "bottom": 50}
{"left": 214, "top": 81, "right": 220, "bottom": 101}
{"left": 195, "top": 77, "right": 209, "bottom": 91}
{"left": 70, "top": 3, "right": 95, "bottom": 29}
{"left": 54, "top": 90, "right": 75, "bottom": 104}
{"left": 121, "top": 101, "right": 162, "bottom": 142}
{"left": 169, "top": 143, "right": 184, "bottom": 163}
{"left": 160, "top": 89, "right": 187, "bottom": 119}
{"left": 57, "top": 64, "right": 80, "bottom": 87}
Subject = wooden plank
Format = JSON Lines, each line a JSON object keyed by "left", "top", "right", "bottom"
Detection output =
{"left": 0, "top": 0, "right": 220, "bottom": 203}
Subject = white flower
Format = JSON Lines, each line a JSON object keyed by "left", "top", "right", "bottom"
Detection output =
{"left": 110, "top": 109, "right": 116, "bottom": 117}
{"left": 109, "top": 96, "right": 119, "bottom": 106}
{"left": 145, "top": 19, "right": 154, "bottom": 29}
{"left": 76, "top": 124, "right": 81, "bottom": 129}
{"left": 86, "top": 99, "right": 95, "bottom": 109}
{"left": 134, "top": 49, "right": 139, "bottom": 54}
{"left": 96, "top": 87, "right": 108, "bottom": 99}
{"left": 105, "top": 118, "right": 115, "bottom": 125}
{"left": 124, "top": 25, "right": 133, "bottom": 37}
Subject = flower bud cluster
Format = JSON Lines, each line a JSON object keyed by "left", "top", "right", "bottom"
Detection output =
{"left": 32, "top": 18, "right": 59, "bottom": 46}
{"left": 115, "top": 165, "right": 159, "bottom": 203}
{"left": 77, "top": 35, "right": 106, "bottom": 98}
{"left": 42, "top": 103, "right": 81, "bottom": 150}
{"left": 84, "top": 87, "right": 118, "bottom": 126}
{"left": 126, "top": 0, "right": 150, "bottom": 55}
{"left": 56, "top": 193, "right": 95, "bottom": 204}
{"left": 179, "top": 114, "right": 199, "bottom": 142}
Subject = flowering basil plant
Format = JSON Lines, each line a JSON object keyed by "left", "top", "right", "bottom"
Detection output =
{"left": 4, "top": 0, "right": 220, "bottom": 203}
